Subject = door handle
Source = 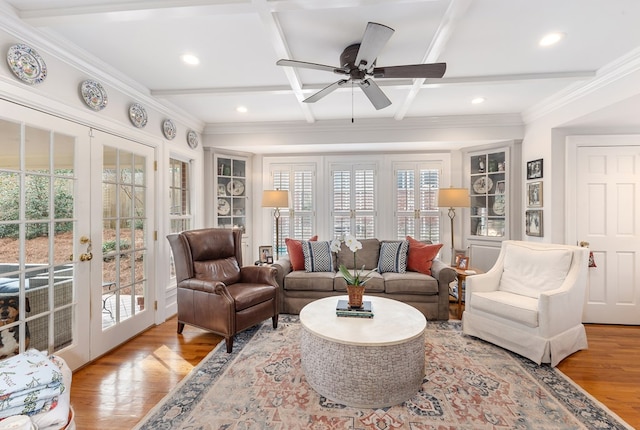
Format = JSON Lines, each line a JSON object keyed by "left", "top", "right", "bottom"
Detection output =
{"left": 79, "top": 236, "right": 93, "bottom": 261}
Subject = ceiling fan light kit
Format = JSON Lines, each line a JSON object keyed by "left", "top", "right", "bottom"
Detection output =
{"left": 277, "top": 22, "right": 446, "bottom": 110}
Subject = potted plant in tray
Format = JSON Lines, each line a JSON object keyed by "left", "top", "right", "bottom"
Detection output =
{"left": 330, "top": 234, "right": 377, "bottom": 308}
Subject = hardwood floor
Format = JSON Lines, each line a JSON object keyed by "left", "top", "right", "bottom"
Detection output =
{"left": 70, "top": 310, "right": 640, "bottom": 429}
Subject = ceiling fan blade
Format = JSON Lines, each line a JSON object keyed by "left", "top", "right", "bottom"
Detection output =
{"left": 354, "top": 22, "right": 394, "bottom": 71}
{"left": 303, "top": 79, "right": 349, "bottom": 103}
{"left": 358, "top": 79, "right": 391, "bottom": 110}
{"left": 276, "top": 59, "right": 346, "bottom": 74}
{"left": 373, "top": 63, "right": 447, "bottom": 79}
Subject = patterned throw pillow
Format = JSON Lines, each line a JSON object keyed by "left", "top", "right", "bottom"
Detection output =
{"left": 302, "top": 240, "right": 334, "bottom": 272}
{"left": 377, "top": 240, "right": 409, "bottom": 273}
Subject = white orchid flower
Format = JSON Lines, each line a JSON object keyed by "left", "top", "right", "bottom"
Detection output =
{"left": 330, "top": 238, "right": 342, "bottom": 253}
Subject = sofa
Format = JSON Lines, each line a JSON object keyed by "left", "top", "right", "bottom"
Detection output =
{"left": 273, "top": 237, "right": 457, "bottom": 320}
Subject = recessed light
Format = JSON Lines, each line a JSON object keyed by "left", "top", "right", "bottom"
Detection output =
{"left": 539, "top": 32, "right": 566, "bottom": 47}
{"left": 236, "top": 106, "right": 248, "bottom": 113}
{"left": 471, "top": 97, "right": 485, "bottom": 104}
{"left": 181, "top": 54, "right": 200, "bottom": 65}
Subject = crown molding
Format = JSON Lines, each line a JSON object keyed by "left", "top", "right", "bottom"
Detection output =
{"left": 522, "top": 47, "right": 640, "bottom": 124}
{"left": 0, "top": 10, "right": 205, "bottom": 132}
{"left": 203, "top": 113, "right": 524, "bottom": 135}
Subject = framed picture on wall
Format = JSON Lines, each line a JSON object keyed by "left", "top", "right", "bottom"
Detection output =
{"left": 525, "top": 210, "right": 543, "bottom": 237}
{"left": 526, "top": 159, "right": 543, "bottom": 179}
{"left": 527, "top": 181, "right": 543, "bottom": 207}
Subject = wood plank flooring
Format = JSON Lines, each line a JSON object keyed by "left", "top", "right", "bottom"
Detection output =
{"left": 70, "top": 310, "right": 640, "bottom": 429}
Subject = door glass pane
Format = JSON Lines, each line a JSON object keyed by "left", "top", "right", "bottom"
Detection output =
{"left": 102, "top": 146, "right": 147, "bottom": 329}
{"left": 25, "top": 126, "right": 50, "bottom": 173}
{"left": 0, "top": 120, "right": 76, "bottom": 356}
{"left": 0, "top": 120, "right": 21, "bottom": 169}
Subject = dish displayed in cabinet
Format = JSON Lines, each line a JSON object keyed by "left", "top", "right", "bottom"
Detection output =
{"left": 472, "top": 176, "right": 493, "bottom": 194}
{"left": 227, "top": 179, "right": 245, "bottom": 196}
{"left": 217, "top": 198, "right": 230, "bottom": 215}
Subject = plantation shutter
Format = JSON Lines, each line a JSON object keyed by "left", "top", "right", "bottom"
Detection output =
{"left": 331, "top": 164, "right": 376, "bottom": 239}
{"left": 270, "top": 164, "right": 316, "bottom": 252}
{"left": 395, "top": 164, "right": 441, "bottom": 242}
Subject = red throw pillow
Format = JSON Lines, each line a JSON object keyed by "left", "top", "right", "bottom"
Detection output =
{"left": 405, "top": 236, "right": 443, "bottom": 276}
{"left": 285, "top": 235, "right": 318, "bottom": 271}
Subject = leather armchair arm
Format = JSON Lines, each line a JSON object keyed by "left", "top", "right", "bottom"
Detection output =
{"left": 240, "top": 265, "right": 278, "bottom": 287}
{"left": 178, "top": 278, "right": 226, "bottom": 294}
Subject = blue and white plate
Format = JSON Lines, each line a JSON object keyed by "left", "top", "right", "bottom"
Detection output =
{"left": 7, "top": 43, "right": 47, "bottom": 85}
{"left": 129, "top": 103, "right": 148, "bottom": 128}
{"left": 80, "top": 79, "right": 108, "bottom": 111}
{"left": 163, "top": 119, "right": 177, "bottom": 140}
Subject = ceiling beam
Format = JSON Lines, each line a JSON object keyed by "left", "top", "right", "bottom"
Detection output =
{"left": 150, "top": 70, "right": 596, "bottom": 96}
{"left": 251, "top": 0, "right": 316, "bottom": 123}
{"left": 394, "top": 0, "right": 472, "bottom": 120}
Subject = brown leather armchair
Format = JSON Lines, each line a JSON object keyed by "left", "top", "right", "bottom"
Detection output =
{"left": 167, "top": 228, "right": 279, "bottom": 353}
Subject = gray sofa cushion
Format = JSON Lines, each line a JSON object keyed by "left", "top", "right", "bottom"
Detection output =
{"left": 336, "top": 238, "right": 380, "bottom": 270}
{"left": 284, "top": 271, "right": 335, "bottom": 292}
{"left": 383, "top": 271, "right": 439, "bottom": 295}
{"left": 334, "top": 271, "right": 385, "bottom": 293}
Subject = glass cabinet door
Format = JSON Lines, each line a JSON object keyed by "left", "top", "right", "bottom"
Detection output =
{"left": 215, "top": 156, "right": 246, "bottom": 234}
{"left": 469, "top": 151, "right": 506, "bottom": 237}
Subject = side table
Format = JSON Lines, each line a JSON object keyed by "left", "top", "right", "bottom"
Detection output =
{"left": 453, "top": 267, "right": 483, "bottom": 319}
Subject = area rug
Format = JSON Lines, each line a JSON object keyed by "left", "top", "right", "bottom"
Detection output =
{"left": 135, "top": 316, "right": 632, "bottom": 429}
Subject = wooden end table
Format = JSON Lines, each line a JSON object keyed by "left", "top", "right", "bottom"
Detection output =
{"left": 454, "top": 267, "right": 483, "bottom": 319}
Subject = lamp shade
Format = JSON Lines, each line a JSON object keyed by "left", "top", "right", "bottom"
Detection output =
{"left": 438, "top": 187, "right": 470, "bottom": 208}
{"left": 262, "top": 190, "right": 289, "bottom": 208}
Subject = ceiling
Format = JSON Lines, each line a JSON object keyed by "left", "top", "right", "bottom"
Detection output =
{"left": 4, "top": 0, "right": 640, "bottom": 152}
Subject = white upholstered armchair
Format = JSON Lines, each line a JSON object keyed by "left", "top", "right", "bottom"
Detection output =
{"left": 462, "top": 240, "right": 589, "bottom": 366}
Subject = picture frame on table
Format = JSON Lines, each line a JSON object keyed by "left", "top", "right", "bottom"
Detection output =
{"left": 527, "top": 181, "right": 543, "bottom": 207}
{"left": 525, "top": 210, "right": 543, "bottom": 237}
{"left": 457, "top": 256, "right": 469, "bottom": 270}
{"left": 259, "top": 245, "right": 273, "bottom": 263}
{"left": 526, "top": 159, "right": 543, "bottom": 179}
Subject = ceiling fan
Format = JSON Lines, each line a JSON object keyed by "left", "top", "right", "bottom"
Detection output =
{"left": 277, "top": 22, "right": 446, "bottom": 110}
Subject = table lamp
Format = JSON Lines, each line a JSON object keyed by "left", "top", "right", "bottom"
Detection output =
{"left": 437, "top": 187, "right": 470, "bottom": 266}
{"left": 262, "top": 189, "right": 289, "bottom": 260}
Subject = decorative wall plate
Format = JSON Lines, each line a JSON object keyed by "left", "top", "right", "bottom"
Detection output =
{"left": 217, "top": 198, "right": 231, "bottom": 215}
{"left": 472, "top": 176, "right": 493, "bottom": 194}
{"left": 80, "top": 79, "right": 108, "bottom": 111}
{"left": 187, "top": 130, "right": 199, "bottom": 148}
{"left": 163, "top": 119, "right": 176, "bottom": 140}
{"left": 128, "top": 103, "right": 148, "bottom": 128}
{"left": 227, "top": 179, "right": 245, "bottom": 196}
{"left": 7, "top": 43, "right": 47, "bottom": 85}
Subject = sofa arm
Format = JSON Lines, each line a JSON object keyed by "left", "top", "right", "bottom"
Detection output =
{"left": 431, "top": 259, "right": 456, "bottom": 287}
{"left": 272, "top": 256, "right": 293, "bottom": 290}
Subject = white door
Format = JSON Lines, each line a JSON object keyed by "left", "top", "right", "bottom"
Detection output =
{"left": 0, "top": 102, "right": 91, "bottom": 369}
{"left": 89, "top": 130, "right": 155, "bottom": 357}
{"left": 573, "top": 141, "right": 640, "bottom": 324}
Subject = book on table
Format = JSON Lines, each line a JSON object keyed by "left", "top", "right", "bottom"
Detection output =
{"left": 336, "top": 299, "right": 374, "bottom": 318}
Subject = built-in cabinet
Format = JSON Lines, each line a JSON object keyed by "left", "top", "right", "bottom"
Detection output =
{"left": 464, "top": 141, "right": 521, "bottom": 271}
{"left": 205, "top": 150, "right": 251, "bottom": 264}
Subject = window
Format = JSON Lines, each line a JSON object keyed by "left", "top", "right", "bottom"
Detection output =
{"left": 331, "top": 163, "right": 376, "bottom": 239}
{"left": 168, "top": 158, "right": 192, "bottom": 277}
{"left": 395, "top": 164, "right": 440, "bottom": 242}
{"left": 270, "top": 164, "right": 315, "bottom": 256}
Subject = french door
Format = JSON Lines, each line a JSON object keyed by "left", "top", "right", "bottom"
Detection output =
{"left": 89, "top": 130, "right": 155, "bottom": 358}
{"left": 0, "top": 101, "right": 155, "bottom": 369}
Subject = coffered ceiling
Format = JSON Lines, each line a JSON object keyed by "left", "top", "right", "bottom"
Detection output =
{"left": 4, "top": 0, "right": 640, "bottom": 150}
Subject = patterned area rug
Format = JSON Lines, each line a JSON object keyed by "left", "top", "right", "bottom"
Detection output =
{"left": 135, "top": 316, "right": 632, "bottom": 429}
